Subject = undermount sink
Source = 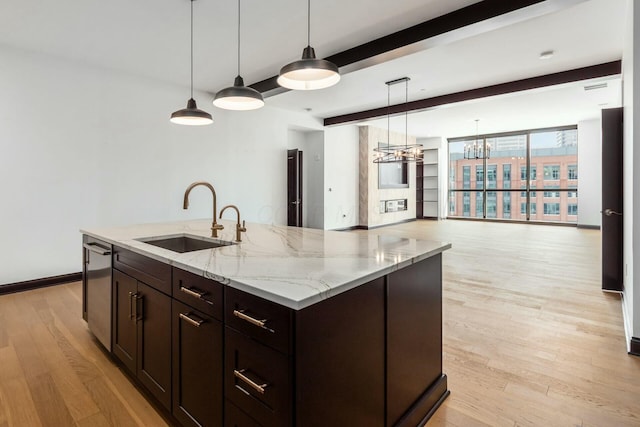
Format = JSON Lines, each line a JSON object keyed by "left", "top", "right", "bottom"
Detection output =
{"left": 137, "top": 235, "right": 234, "bottom": 253}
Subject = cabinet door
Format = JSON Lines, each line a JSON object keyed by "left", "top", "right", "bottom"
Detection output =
{"left": 112, "top": 270, "right": 137, "bottom": 374}
{"left": 137, "top": 282, "right": 172, "bottom": 410}
{"left": 172, "top": 300, "right": 223, "bottom": 427}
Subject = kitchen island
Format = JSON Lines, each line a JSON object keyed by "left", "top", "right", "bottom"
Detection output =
{"left": 82, "top": 218, "right": 451, "bottom": 427}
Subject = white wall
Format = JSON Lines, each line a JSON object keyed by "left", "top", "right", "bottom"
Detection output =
{"left": 623, "top": 0, "right": 638, "bottom": 342}
{"left": 0, "top": 45, "right": 321, "bottom": 285}
{"left": 324, "top": 125, "right": 359, "bottom": 230}
{"left": 296, "top": 131, "right": 325, "bottom": 229}
{"left": 577, "top": 119, "right": 602, "bottom": 228}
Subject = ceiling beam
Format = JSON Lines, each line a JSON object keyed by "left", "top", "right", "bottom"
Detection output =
{"left": 322, "top": 60, "right": 622, "bottom": 126}
{"left": 248, "top": 0, "right": 587, "bottom": 96}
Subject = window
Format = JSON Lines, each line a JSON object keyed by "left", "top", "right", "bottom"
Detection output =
{"left": 568, "top": 204, "right": 578, "bottom": 215}
{"left": 463, "top": 192, "right": 470, "bottom": 216}
{"left": 503, "top": 193, "right": 511, "bottom": 219}
{"left": 520, "top": 202, "right": 536, "bottom": 214}
{"left": 487, "top": 165, "right": 497, "bottom": 189}
{"left": 476, "top": 165, "right": 484, "bottom": 189}
{"left": 503, "top": 164, "right": 511, "bottom": 184}
{"left": 543, "top": 185, "right": 560, "bottom": 198}
{"left": 487, "top": 191, "right": 497, "bottom": 218}
{"left": 448, "top": 126, "right": 577, "bottom": 224}
{"left": 544, "top": 165, "right": 560, "bottom": 180}
{"left": 544, "top": 203, "right": 560, "bottom": 215}
{"left": 462, "top": 166, "right": 470, "bottom": 189}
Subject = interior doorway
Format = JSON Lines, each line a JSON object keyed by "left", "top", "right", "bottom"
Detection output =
{"left": 287, "top": 148, "right": 303, "bottom": 227}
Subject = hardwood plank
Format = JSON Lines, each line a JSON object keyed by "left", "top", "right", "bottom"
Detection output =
{"left": 25, "top": 372, "right": 76, "bottom": 427}
{"left": 0, "top": 378, "right": 42, "bottom": 427}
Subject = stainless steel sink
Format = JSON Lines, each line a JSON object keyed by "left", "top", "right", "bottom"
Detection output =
{"left": 137, "top": 235, "right": 234, "bottom": 253}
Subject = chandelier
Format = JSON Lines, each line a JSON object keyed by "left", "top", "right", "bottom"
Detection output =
{"left": 464, "top": 119, "right": 491, "bottom": 159}
{"left": 373, "top": 77, "right": 423, "bottom": 163}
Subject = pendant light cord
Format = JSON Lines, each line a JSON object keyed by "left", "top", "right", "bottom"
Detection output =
{"left": 190, "top": 0, "right": 194, "bottom": 99}
{"left": 307, "top": 0, "right": 311, "bottom": 46}
{"left": 237, "top": 0, "right": 241, "bottom": 75}
{"left": 405, "top": 79, "right": 408, "bottom": 149}
{"left": 387, "top": 82, "right": 390, "bottom": 146}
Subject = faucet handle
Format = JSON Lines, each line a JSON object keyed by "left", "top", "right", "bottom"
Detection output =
{"left": 211, "top": 221, "right": 224, "bottom": 238}
{"left": 238, "top": 220, "right": 247, "bottom": 232}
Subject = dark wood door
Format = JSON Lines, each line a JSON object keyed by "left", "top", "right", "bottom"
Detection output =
{"left": 601, "top": 107, "right": 623, "bottom": 291}
{"left": 172, "top": 299, "right": 223, "bottom": 427}
{"left": 287, "top": 149, "right": 303, "bottom": 227}
{"left": 112, "top": 270, "right": 137, "bottom": 375}
{"left": 137, "top": 282, "right": 172, "bottom": 410}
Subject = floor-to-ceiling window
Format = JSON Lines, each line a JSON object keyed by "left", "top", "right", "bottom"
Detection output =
{"left": 448, "top": 126, "right": 578, "bottom": 224}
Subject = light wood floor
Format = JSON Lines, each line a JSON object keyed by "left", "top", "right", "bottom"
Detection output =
{"left": 0, "top": 220, "right": 638, "bottom": 426}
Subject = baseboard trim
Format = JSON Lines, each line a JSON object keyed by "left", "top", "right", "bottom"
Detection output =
{"left": 0, "top": 272, "right": 82, "bottom": 295}
{"left": 332, "top": 225, "right": 361, "bottom": 231}
{"left": 577, "top": 224, "right": 601, "bottom": 230}
{"left": 630, "top": 337, "right": 640, "bottom": 357}
{"left": 396, "top": 374, "right": 449, "bottom": 427}
{"left": 355, "top": 218, "right": 417, "bottom": 230}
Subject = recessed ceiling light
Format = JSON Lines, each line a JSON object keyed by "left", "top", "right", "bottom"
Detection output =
{"left": 304, "top": 107, "right": 313, "bottom": 112}
{"left": 539, "top": 50, "right": 554, "bottom": 60}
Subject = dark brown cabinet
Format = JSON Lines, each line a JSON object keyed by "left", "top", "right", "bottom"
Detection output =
{"left": 172, "top": 299, "right": 223, "bottom": 427}
{"left": 224, "top": 287, "right": 293, "bottom": 427}
{"left": 91, "top": 240, "right": 446, "bottom": 427}
{"left": 112, "top": 267, "right": 172, "bottom": 410}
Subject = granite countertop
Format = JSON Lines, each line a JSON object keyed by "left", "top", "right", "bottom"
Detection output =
{"left": 81, "top": 219, "right": 451, "bottom": 310}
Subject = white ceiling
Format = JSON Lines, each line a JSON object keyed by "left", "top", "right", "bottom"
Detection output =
{"left": 0, "top": 0, "right": 627, "bottom": 138}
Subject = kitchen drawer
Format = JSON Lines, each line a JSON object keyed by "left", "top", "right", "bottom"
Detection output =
{"left": 225, "top": 328, "right": 291, "bottom": 427}
{"left": 113, "top": 246, "right": 171, "bottom": 295}
{"left": 173, "top": 268, "right": 223, "bottom": 320}
{"left": 225, "top": 400, "right": 263, "bottom": 427}
{"left": 225, "top": 287, "right": 292, "bottom": 354}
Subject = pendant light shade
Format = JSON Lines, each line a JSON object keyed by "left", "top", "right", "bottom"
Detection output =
{"left": 278, "top": 46, "right": 340, "bottom": 90}
{"left": 277, "top": 0, "right": 340, "bottom": 90}
{"left": 213, "top": 76, "right": 264, "bottom": 110}
{"left": 170, "top": 0, "right": 212, "bottom": 125}
{"left": 213, "top": 0, "right": 265, "bottom": 110}
{"left": 170, "top": 98, "right": 213, "bottom": 125}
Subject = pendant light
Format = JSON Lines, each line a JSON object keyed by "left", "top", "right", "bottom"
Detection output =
{"left": 170, "top": 0, "right": 213, "bottom": 126}
{"left": 213, "top": 0, "right": 264, "bottom": 110}
{"left": 373, "top": 77, "right": 423, "bottom": 163}
{"left": 277, "top": 0, "right": 340, "bottom": 90}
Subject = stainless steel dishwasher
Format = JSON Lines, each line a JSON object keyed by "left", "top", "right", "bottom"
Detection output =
{"left": 83, "top": 235, "right": 112, "bottom": 351}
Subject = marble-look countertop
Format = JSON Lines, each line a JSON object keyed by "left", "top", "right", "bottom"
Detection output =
{"left": 81, "top": 219, "right": 451, "bottom": 310}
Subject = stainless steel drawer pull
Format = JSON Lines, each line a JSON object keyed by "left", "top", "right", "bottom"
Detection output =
{"left": 233, "top": 309, "right": 271, "bottom": 331}
{"left": 179, "top": 312, "right": 204, "bottom": 327}
{"left": 234, "top": 369, "right": 268, "bottom": 394}
{"left": 83, "top": 242, "right": 111, "bottom": 256}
